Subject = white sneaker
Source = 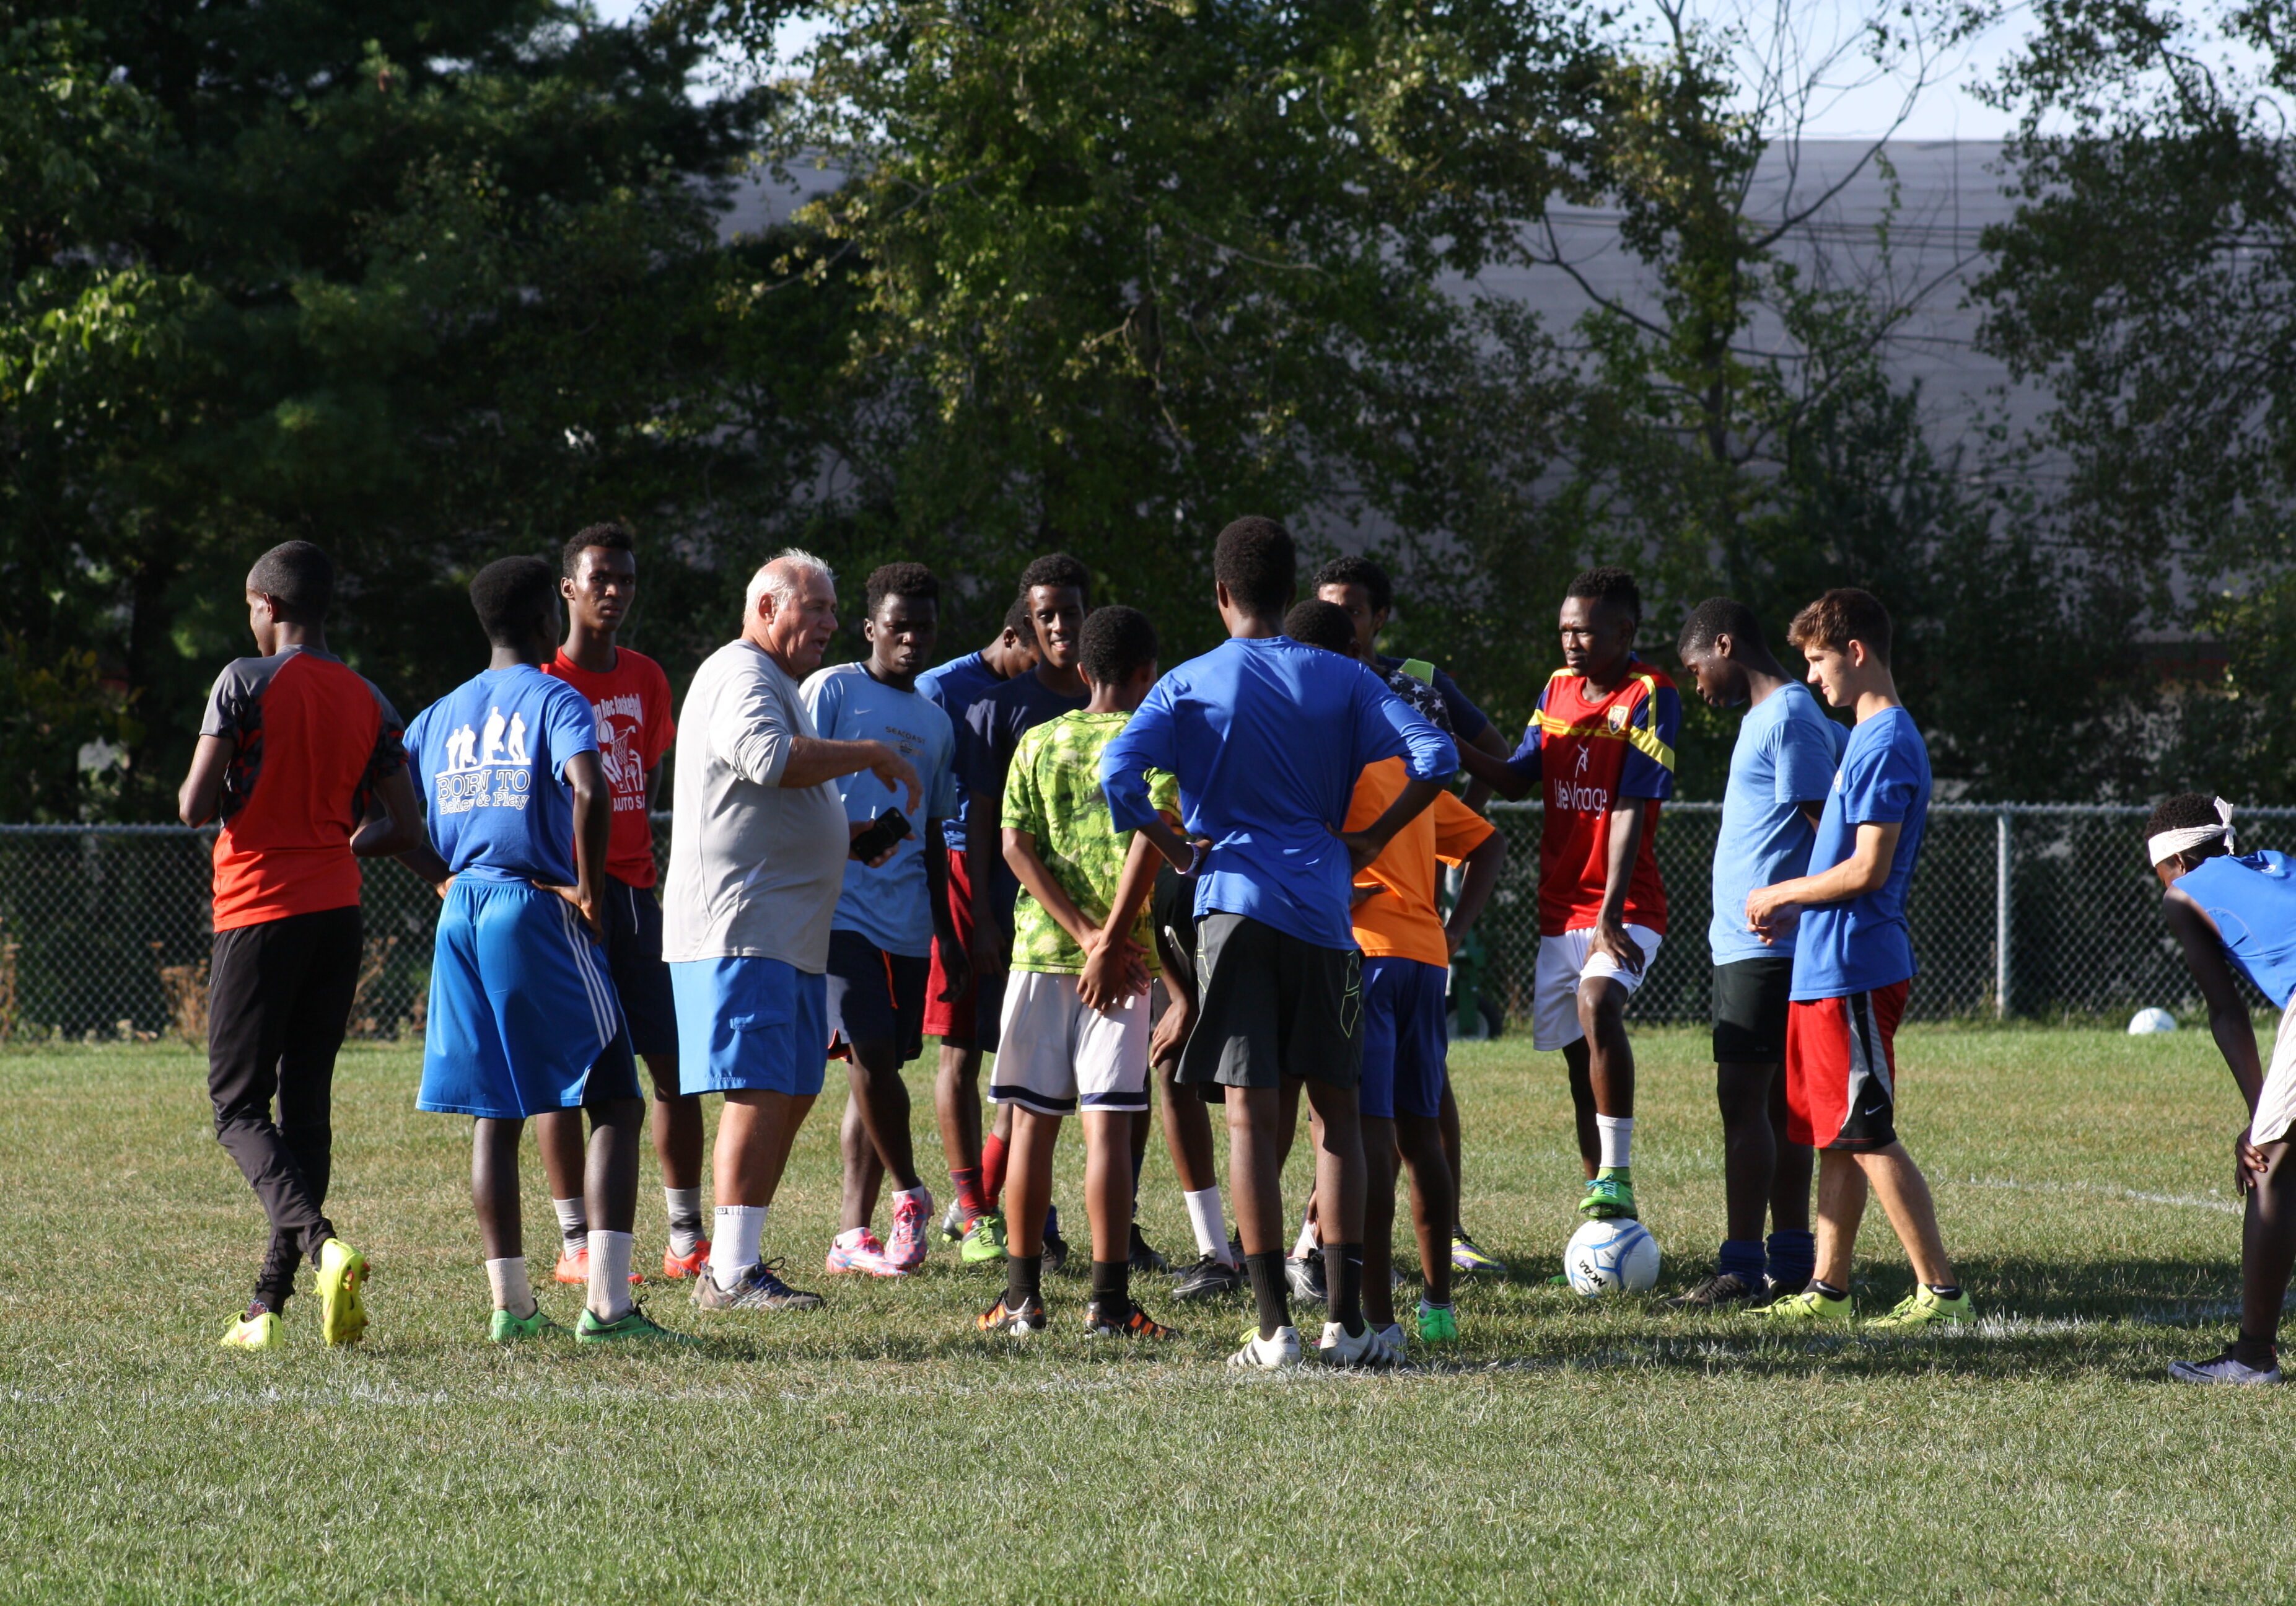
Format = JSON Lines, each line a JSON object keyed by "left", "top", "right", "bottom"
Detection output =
{"left": 1227, "top": 1324, "right": 1304, "bottom": 1369}
{"left": 2169, "top": 1347, "right": 2283, "bottom": 1385}
{"left": 1373, "top": 1320, "right": 1407, "bottom": 1354}
{"left": 1318, "top": 1320, "right": 1402, "bottom": 1368}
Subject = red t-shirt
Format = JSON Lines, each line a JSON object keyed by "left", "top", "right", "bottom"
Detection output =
{"left": 543, "top": 646, "right": 676, "bottom": 887}
{"left": 1505, "top": 659, "right": 1683, "bottom": 936}
{"left": 201, "top": 648, "right": 406, "bottom": 932}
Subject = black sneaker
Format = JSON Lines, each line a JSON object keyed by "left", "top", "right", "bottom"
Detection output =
{"left": 1285, "top": 1249, "right": 1326, "bottom": 1304}
{"left": 1662, "top": 1271, "right": 1763, "bottom": 1310}
{"left": 977, "top": 1292, "right": 1048, "bottom": 1333}
{"left": 1083, "top": 1298, "right": 1178, "bottom": 1340}
{"left": 1128, "top": 1224, "right": 1168, "bottom": 1275}
{"left": 1169, "top": 1253, "right": 1243, "bottom": 1301}
{"left": 1042, "top": 1230, "right": 1071, "bottom": 1277}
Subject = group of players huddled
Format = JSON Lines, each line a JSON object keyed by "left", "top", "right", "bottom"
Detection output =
{"left": 180, "top": 515, "right": 2296, "bottom": 1383}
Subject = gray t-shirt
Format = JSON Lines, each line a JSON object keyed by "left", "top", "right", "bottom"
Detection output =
{"left": 662, "top": 639, "right": 849, "bottom": 972}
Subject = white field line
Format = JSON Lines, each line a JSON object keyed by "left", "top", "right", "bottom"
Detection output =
{"left": 1959, "top": 1175, "right": 2239, "bottom": 1215}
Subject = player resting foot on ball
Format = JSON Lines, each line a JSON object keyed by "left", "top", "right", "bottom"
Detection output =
{"left": 978, "top": 605, "right": 1180, "bottom": 1341}
{"left": 1745, "top": 589, "right": 1968, "bottom": 1333}
{"left": 399, "top": 556, "right": 683, "bottom": 1346}
{"left": 2149, "top": 792, "right": 2296, "bottom": 1384}
{"left": 1100, "top": 519, "right": 1455, "bottom": 1369}
{"left": 1455, "top": 567, "right": 1680, "bottom": 1226}
{"left": 184, "top": 541, "right": 423, "bottom": 1351}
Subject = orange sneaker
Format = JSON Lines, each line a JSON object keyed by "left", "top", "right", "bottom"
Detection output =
{"left": 552, "top": 1245, "right": 642, "bottom": 1286}
{"left": 662, "top": 1239, "right": 712, "bottom": 1280}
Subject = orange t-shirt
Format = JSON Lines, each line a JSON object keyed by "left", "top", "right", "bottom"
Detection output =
{"left": 1344, "top": 757, "right": 1495, "bottom": 967}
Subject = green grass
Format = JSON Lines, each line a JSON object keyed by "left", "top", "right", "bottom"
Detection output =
{"left": 4, "top": 1027, "right": 2293, "bottom": 1603}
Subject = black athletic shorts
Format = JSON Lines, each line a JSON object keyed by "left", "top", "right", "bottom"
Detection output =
{"left": 600, "top": 875, "right": 679, "bottom": 1060}
{"left": 1712, "top": 955, "right": 1795, "bottom": 1065}
{"left": 825, "top": 929, "right": 931, "bottom": 1064}
{"left": 1177, "top": 912, "right": 1362, "bottom": 1092}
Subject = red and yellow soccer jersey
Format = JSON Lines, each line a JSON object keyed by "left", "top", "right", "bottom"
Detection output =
{"left": 543, "top": 647, "right": 676, "bottom": 888}
{"left": 201, "top": 648, "right": 406, "bottom": 932}
{"left": 1344, "top": 757, "right": 1496, "bottom": 967}
{"left": 1502, "top": 656, "right": 1681, "bottom": 936}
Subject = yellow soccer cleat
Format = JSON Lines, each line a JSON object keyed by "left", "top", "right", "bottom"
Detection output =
{"left": 314, "top": 1238, "right": 369, "bottom": 1346}
{"left": 219, "top": 1307, "right": 284, "bottom": 1351}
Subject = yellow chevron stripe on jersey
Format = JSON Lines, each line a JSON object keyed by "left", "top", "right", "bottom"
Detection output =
{"left": 1533, "top": 672, "right": 1675, "bottom": 771}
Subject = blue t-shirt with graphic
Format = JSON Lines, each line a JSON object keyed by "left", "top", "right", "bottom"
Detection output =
{"left": 802, "top": 662, "right": 961, "bottom": 958}
{"left": 916, "top": 649, "right": 1005, "bottom": 852}
{"left": 1100, "top": 635, "right": 1457, "bottom": 951}
{"left": 1789, "top": 706, "right": 1930, "bottom": 1001}
{"left": 1711, "top": 683, "right": 1845, "bottom": 965}
{"left": 405, "top": 665, "right": 600, "bottom": 886}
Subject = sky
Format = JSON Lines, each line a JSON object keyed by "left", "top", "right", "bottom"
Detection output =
{"left": 585, "top": 1, "right": 2051, "bottom": 141}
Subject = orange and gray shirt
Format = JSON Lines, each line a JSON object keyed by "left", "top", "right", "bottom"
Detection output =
{"left": 199, "top": 646, "right": 405, "bottom": 932}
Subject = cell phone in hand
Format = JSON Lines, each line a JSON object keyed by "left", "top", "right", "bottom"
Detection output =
{"left": 849, "top": 807, "right": 913, "bottom": 862}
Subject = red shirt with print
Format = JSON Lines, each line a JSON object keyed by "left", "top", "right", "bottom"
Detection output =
{"left": 543, "top": 647, "right": 676, "bottom": 888}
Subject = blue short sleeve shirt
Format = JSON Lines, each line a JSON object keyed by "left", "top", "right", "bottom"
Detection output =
{"left": 1789, "top": 707, "right": 1931, "bottom": 1001}
{"left": 1709, "top": 683, "right": 1846, "bottom": 965}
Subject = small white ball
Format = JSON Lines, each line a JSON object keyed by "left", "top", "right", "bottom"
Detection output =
{"left": 2128, "top": 1007, "right": 2179, "bottom": 1035}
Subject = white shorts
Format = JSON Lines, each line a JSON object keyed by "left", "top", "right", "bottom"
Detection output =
{"left": 1531, "top": 925, "right": 1663, "bottom": 1053}
{"left": 989, "top": 971, "right": 1150, "bottom": 1116}
{"left": 2252, "top": 994, "right": 2296, "bottom": 1145}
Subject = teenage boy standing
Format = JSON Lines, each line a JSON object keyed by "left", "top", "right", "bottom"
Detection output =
{"left": 1101, "top": 518, "right": 1454, "bottom": 1369}
{"left": 187, "top": 540, "right": 424, "bottom": 1351}
{"left": 535, "top": 524, "right": 704, "bottom": 1285}
{"left": 1748, "top": 588, "right": 1971, "bottom": 1330}
{"left": 1670, "top": 597, "right": 1841, "bottom": 1307}
{"left": 804, "top": 563, "right": 963, "bottom": 1277}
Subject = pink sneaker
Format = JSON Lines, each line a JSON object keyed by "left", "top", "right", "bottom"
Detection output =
{"left": 888, "top": 1188, "right": 935, "bottom": 1273}
{"left": 825, "top": 1227, "right": 905, "bottom": 1277}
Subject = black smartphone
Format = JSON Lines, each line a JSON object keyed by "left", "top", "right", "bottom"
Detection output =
{"left": 849, "top": 807, "right": 913, "bottom": 862}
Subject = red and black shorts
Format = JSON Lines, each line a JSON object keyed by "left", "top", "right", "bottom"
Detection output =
{"left": 1784, "top": 980, "right": 1909, "bottom": 1152}
{"left": 923, "top": 848, "right": 1006, "bottom": 1053}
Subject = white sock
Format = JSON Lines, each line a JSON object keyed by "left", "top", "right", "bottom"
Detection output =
{"left": 1292, "top": 1211, "right": 1319, "bottom": 1260}
{"left": 1184, "top": 1187, "right": 1233, "bottom": 1264}
{"left": 664, "top": 1187, "right": 703, "bottom": 1255}
{"left": 553, "top": 1196, "right": 588, "bottom": 1245}
{"left": 587, "top": 1230, "right": 635, "bottom": 1322}
{"left": 711, "top": 1204, "right": 767, "bottom": 1289}
{"left": 485, "top": 1256, "right": 535, "bottom": 1319}
{"left": 1597, "top": 1114, "right": 1634, "bottom": 1170}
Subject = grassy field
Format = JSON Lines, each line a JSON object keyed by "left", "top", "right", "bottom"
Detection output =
{"left": 3, "top": 1025, "right": 2293, "bottom": 1603}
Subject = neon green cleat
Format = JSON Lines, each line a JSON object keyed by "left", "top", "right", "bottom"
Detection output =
{"left": 489, "top": 1305, "right": 566, "bottom": 1343}
{"left": 576, "top": 1304, "right": 696, "bottom": 1345}
{"left": 1755, "top": 1286, "right": 1855, "bottom": 1326}
{"left": 1865, "top": 1286, "right": 1974, "bottom": 1331}
{"left": 1415, "top": 1301, "right": 1459, "bottom": 1344}
{"left": 219, "top": 1309, "right": 283, "bottom": 1351}
{"left": 960, "top": 1211, "right": 1009, "bottom": 1264}
{"left": 1578, "top": 1168, "right": 1637, "bottom": 1221}
{"left": 313, "top": 1238, "right": 368, "bottom": 1346}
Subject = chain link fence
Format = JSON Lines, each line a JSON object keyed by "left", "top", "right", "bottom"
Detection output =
{"left": 0, "top": 804, "right": 2284, "bottom": 1043}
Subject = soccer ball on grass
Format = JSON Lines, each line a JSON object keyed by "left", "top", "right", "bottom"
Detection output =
{"left": 1564, "top": 1218, "right": 1660, "bottom": 1297}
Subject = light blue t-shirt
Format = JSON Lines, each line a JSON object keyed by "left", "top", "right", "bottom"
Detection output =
{"left": 1710, "top": 683, "right": 1845, "bottom": 965}
{"left": 1100, "top": 636, "right": 1456, "bottom": 951}
{"left": 801, "top": 662, "right": 960, "bottom": 957}
{"left": 2176, "top": 851, "right": 2296, "bottom": 1009}
{"left": 1790, "top": 707, "right": 1930, "bottom": 1001}
{"left": 405, "top": 665, "right": 599, "bottom": 886}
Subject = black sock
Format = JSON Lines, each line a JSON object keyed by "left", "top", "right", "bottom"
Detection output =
{"left": 1090, "top": 1258, "right": 1129, "bottom": 1313}
{"left": 1006, "top": 1253, "right": 1043, "bottom": 1310}
{"left": 2234, "top": 1330, "right": 2279, "bottom": 1367}
{"left": 1924, "top": 1283, "right": 1961, "bottom": 1300}
{"left": 1244, "top": 1250, "right": 1290, "bottom": 1338}
{"left": 1327, "top": 1242, "right": 1365, "bottom": 1336}
{"left": 1812, "top": 1278, "right": 1847, "bottom": 1299}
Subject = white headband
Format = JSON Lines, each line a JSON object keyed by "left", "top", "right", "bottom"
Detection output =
{"left": 2149, "top": 797, "right": 2237, "bottom": 867}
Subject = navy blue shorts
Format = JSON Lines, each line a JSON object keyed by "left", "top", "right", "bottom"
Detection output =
{"left": 672, "top": 955, "right": 829, "bottom": 1098}
{"left": 418, "top": 879, "right": 639, "bottom": 1120}
{"left": 1359, "top": 955, "right": 1450, "bottom": 1121}
{"left": 825, "top": 929, "right": 930, "bottom": 1064}
{"left": 599, "top": 875, "right": 678, "bottom": 1060}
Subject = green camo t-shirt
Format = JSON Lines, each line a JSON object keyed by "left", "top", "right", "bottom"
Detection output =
{"left": 1001, "top": 709, "right": 1179, "bottom": 975}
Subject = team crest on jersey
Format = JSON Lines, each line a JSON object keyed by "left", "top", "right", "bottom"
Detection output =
{"left": 1606, "top": 703, "right": 1631, "bottom": 734}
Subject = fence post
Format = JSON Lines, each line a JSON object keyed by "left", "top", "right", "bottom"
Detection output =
{"left": 1995, "top": 809, "right": 2012, "bottom": 1020}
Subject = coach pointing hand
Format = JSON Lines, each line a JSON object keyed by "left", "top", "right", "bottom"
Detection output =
{"left": 665, "top": 550, "right": 919, "bottom": 1315}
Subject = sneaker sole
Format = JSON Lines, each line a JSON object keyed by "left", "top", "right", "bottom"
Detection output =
{"left": 316, "top": 1249, "right": 367, "bottom": 1346}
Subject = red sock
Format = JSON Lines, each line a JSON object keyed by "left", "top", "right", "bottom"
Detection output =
{"left": 951, "top": 1166, "right": 988, "bottom": 1224}
{"left": 982, "top": 1132, "right": 1010, "bottom": 1209}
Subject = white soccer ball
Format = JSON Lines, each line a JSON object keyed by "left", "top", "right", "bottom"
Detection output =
{"left": 2127, "top": 1007, "right": 2179, "bottom": 1036}
{"left": 1564, "top": 1218, "right": 1660, "bottom": 1297}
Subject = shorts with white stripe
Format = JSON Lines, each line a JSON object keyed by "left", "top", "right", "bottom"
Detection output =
{"left": 418, "top": 877, "right": 638, "bottom": 1119}
{"left": 989, "top": 971, "right": 1150, "bottom": 1117}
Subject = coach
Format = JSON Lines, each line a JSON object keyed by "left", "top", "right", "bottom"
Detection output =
{"left": 665, "top": 550, "right": 921, "bottom": 1312}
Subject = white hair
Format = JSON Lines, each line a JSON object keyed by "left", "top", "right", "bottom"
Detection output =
{"left": 744, "top": 548, "right": 835, "bottom": 617}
